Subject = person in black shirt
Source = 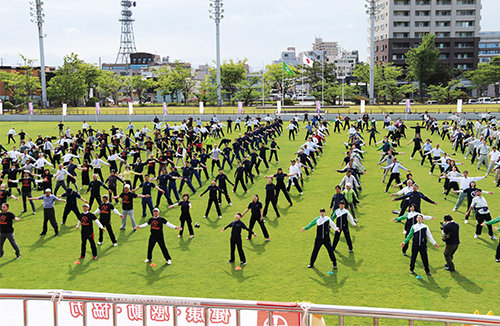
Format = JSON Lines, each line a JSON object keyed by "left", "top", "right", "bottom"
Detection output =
{"left": 177, "top": 162, "right": 198, "bottom": 194}
{"left": 215, "top": 169, "right": 233, "bottom": 206}
{"left": 85, "top": 174, "right": 110, "bottom": 209}
{"left": 200, "top": 180, "right": 223, "bottom": 219}
{"left": 169, "top": 193, "right": 194, "bottom": 238}
{"left": 263, "top": 178, "right": 279, "bottom": 218}
{"left": 241, "top": 194, "right": 270, "bottom": 241}
{"left": 407, "top": 134, "right": 424, "bottom": 160}
{"left": 104, "top": 170, "right": 123, "bottom": 204}
{"left": 76, "top": 204, "right": 105, "bottom": 260}
{"left": 329, "top": 185, "right": 346, "bottom": 212}
{"left": 167, "top": 167, "right": 182, "bottom": 203}
{"left": 132, "top": 158, "right": 147, "bottom": 188}
{"left": 93, "top": 195, "right": 123, "bottom": 246}
{"left": 393, "top": 184, "right": 438, "bottom": 212}
{"left": 222, "top": 212, "right": 256, "bottom": 265}
{"left": 442, "top": 214, "right": 460, "bottom": 271}
{"left": 232, "top": 161, "right": 248, "bottom": 193}
{"left": 0, "top": 184, "right": 18, "bottom": 206}
{"left": 221, "top": 144, "right": 234, "bottom": 170}
{"left": 189, "top": 153, "right": 205, "bottom": 187}
{"left": 0, "top": 203, "right": 21, "bottom": 259}
{"left": 112, "top": 184, "right": 149, "bottom": 231}
{"left": 10, "top": 171, "right": 38, "bottom": 214}
{"left": 265, "top": 168, "right": 292, "bottom": 206}
{"left": 135, "top": 207, "right": 181, "bottom": 264}
{"left": 133, "top": 174, "right": 164, "bottom": 218}
{"left": 61, "top": 188, "right": 88, "bottom": 225}
{"left": 268, "top": 138, "right": 280, "bottom": 163}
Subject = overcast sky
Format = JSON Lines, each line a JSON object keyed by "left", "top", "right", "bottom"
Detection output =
{"left": 0, "top": 0, "right": 499, "bottom": 71}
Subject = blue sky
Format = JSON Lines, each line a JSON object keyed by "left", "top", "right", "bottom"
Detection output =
{"left": 0, "top": 0, "right": 498, "bottom": 70}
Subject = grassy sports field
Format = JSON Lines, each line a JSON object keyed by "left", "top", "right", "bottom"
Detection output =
{"left": 8, "top": 103, "right": 500, "bottom": 116}
{"left": 0, "top": 120, "right": 499, "bottom": 324}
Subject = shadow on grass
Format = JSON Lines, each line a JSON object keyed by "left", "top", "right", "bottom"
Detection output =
{"left": 202, "top": 217, "right": 223, "bottom": 230}
{"left": 222, "top": 266, "right": 256, "bottom": 283}
{"left": 117, "top": 230, "right": 134, "bottom": 243}
{"left": 131, "top": 264, "right": 169, "bottom": 285}
{"left": 308, "top": 267, "right": 348, "bottom": 293}
{"left": 416, "top": 275, "right": 451, "bottom": 298}
{"left": 246, "top": 239, "right": 269, "bottom": 255}
{"left": 174, "top": 237, "right": 193, "bottom": 252}
{"left": 0, "top": 257, "right": 19, "bottom": 270}
{"left": 450, "top": 271, "right": 483, "bottom": 294}
{"left": 336, "top": 252, "right": 364, "bottom": 271}
{"left": 67, "top": 260, "right": 97, "bottom": 281}
{"left": 29, "top": 234, "right": 57, "bottom": 251}
{"left": 264, "top": 217, "right": 280, "bottom": 229}
{"left": 97, "top": 245, "right": 116, "bottom": 259}
{"left": 477, "top": 238, "right": 498, "bottom": 250}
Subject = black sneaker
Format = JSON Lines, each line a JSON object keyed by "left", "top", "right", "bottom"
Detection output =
{"left": 39, "top": 232, "right": 46, "bottom": 236}
{"left": 227, "top": 260, "right": 234, "bottom": 264}
{"left": 402, "top": 252, "right": 407, "bottom": 256}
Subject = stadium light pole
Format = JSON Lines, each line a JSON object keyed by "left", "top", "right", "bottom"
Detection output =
{"left": 209, "top": 0, "right": 224, "bottom": 107}
{"left": 365, "top": 0, "right": 377, "bottom": 106}
{"left": 30, "top": 0, "right": 48, "bottom": 109}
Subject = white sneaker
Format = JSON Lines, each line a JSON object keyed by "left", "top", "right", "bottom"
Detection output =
{"left": 429, "top": 172, "right": 432, "bottom": 175}
{"left": 145, "top": 259, "right": 151, "bottom": 263}
{"left": 229, "top": 202, "right": 232, "bottom": 206}
{"left": 300, "top": 192, "right": 303, "bottom": 195}
{"left": 491, "top": 236, "right": 498, "bottom": 240}
{"left": 203, "top": 215, "right": 207, "bottom": 218}
{"left": 97, "top": 242, "right": 103, "bottom": 245}
{"left": 113, "top": 243, "right": 118, "bottom": 247}
{"left": 219, "top": 216, "right": 222, "bottom": 219}
{"left": 410, "top": 157, "right": 413, "bottom": 160}
{"left": 474, "top": 234, "right": 479, "bottom": 239}
{"left": 452, "top": 208, "right": 457, "bottom": 212}
{"left": 464, "top": 219, "right": 469, "bottom": 224}
{"left": 166, "top": 260, "right": 172, "bottom": 265}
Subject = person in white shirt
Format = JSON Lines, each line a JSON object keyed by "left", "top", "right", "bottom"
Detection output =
{"left": 82, "top": 121, "right": 89, "bottom": 135}
{"left": 34, "top": 153, "right": 53, "bottom": 174}
{"left": 53, "top": 164, "right": 76, "bottom": 196}
{"left": 381, "top": 158, "right": 410, "bottom": 192}
{"left": 450, "top": 170, "right": 486, "bottom": 212}
{"left": 487, "top": 147, "right": 500, "bottom": 175}
{"left": 286, "top": 123, "right": 298, "bottom": 140}
{"left": 90, "top": 154, "right": 110, "bottom": 182}
{"left": 7, "top": 128, "right": 16, "bottom": 144}
{"left": 476, "top": 141, "right": 491, "bottom": 170}
{"left": 424, "top": 144, "right": 445, "bottom": 174}
{"left": 390, "top": 179, "right": 414, "bottom": 215}
{"left": 286, "top": 160, "right": 303, "bottom": 195}
{"left": 466, "top": 189, "right": 496, "bottom": 239}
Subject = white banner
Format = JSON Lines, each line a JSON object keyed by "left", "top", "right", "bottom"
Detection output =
{"left": 360, "top": 100, "right": 365, "bottom": 114}
{"left": 277, "top": 101, "right": 282, "bottom": 114}
{"left": 62, "top": 103, "right": 67, "bottom": 117}
{"left": 0, "top": 101, "right": 3, "bottom": 115}
{"left": 238, "top": 101, "right": 243, "bottom": 114}
{"left": 457, "top": 99, "right": 463, "bottom": 113}
{"left": 128, "top": 102, "right": 134, "bottom": 115}
{"left": 199, "top": 101, "right": 204, "bottom": 114}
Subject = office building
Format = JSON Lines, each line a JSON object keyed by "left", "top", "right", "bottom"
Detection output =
{"left": 478, "top": 31, "right": 500, "bottom": 63}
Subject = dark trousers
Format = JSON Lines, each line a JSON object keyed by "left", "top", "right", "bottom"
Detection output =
{"left": 167, "top": 184, "right": 180, "bottom": 202}
{"left": 88, "top": 193, "right": 102, "bottom": 210}
{"left": 80, "top": 231, "right": 97, "bottom": 258}
{"left": 332, "top": 227, "right": 352, "bottom": 251}
{"left": 156, "top": 186, "right": 172, "bottom": 206}
{"left": 94, "top": 168, "right": 104, "bottom": 182}
{"left": 444, "top": 243, "right": 459, "bottom": 270}
{"left": 233, "top": 176, "right": 247, "bottom": 192}
{"left": 269, "top": 150, "right": 278, "bottom": 162}
{"left": 399, "top": 200, "right": 410, "bottom": 217}
{"left": 263, "top": 196, "right": 279, "bottom": 217}
{"left": 62, "top": 205, "right": 80, "bottom": 224}
{"left": 211, "top": 159, "right": 221, "bottom": 174}
{"left": 310, "top": 237, "right": 337, "bottom": 266}
{"left": 276, "top": 183, "right": 292, "bottom": 205}
{"left": 230, "top": 237, "right": 245, "bottom": 263}
{"left": 286, "top": 177, "right": 302, "bottom": 193}
{"left": 99, "top": 221, "right": 117, "bottom": 244}
{"left": 410, "top": 147, "right": 421, "bottom": 159}
{"left": 369, "top": 134, "right": 377, "bottom": 145}
{"left": 248, "top": 216, "right": 269, "bottom": 239}
{"left": 179, "top": 216, "right": 194, "bottom": 236}
{"left": 410, "top": 245, "right": 430, "bottom": 273}
{"left": 476, "top": 213, "right": 494, "bottom": 236}
{"left": 496, "top": 240, "right": 500, "bottom": 260}
{"left": 385, "top": 173, "right": 401, "bottom": 192}
{"left": 179, "top": 178, "right": 196, "bottom": 193}
{"left": 205, "top": 198, "right": 222, "bottom": 217}
{"left": 42, "top": 208, "right": 58, "bottom": 235}
{"left": 54, "top": 180, "right": 67, "bottom": 196}
{"left": 218, "top": 185, "right": 231, "bottom": 204}
{"left": 421, "top": 154, "right": 433, "bottom": 166}
{"left": 147, "top": 235, "right": 171, "bottom": 261}
{"left": 142, "top": 197, "right": 154, "bottom": 217}
{"left": 133, "top": 175, "right": 144, "bottom": 189}
{"left": 22, "top": 191, "right": 36, "bottom": 212}
{"left": 0, "top": 232, "right": 20, "bottom": 257}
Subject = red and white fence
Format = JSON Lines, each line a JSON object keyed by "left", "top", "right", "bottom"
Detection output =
{"left": 0, "top": 289, "right": 499, "bottom": 326}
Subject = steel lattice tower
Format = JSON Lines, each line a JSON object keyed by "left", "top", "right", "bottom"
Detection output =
{"left": 115, "top": 0, "right": 137, "bottom": 64}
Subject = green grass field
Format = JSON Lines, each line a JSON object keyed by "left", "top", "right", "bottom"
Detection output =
{"left": 8, "top": 103, "right": 500, "bottom": 116}
{"left": 0, "top": 120, "right": 499, "bottom": 324}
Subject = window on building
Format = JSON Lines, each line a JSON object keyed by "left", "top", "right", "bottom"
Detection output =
{"left": 436, "top": 21, "right": 450, "bottom": 27}
{"left": 456, "top": 32, "right": 474, "bottom": 37}
{"left": 393, "top": 32, "right": 409, "bottom": 38}
{"left": 456, "top": 21, "right": 474, "bottom": 27}
{"left": 456, "top": 53, "right": 471, "bottom": 59}
{"left": 437, "top": 32, "right": 450, "bottom": 38}
{"left": 436, "top": 10, "right": 451, "bottom": 16}
{"left": 436, "top": 0, "right": 451, "bottom": 4}
{"left": 415, "top": 10, "right": 430, "bottom": 16}
{"left": 457, "top": 0, "right": 475, "bottom": 4}
{"left": 394, "top": 0, "right": 410, "bottom": 5}
{"left": 415, "top": 21, "right": 430, "bottom": 27}
{"left": 394, "top": 10, "right": 409, "bottom": 16}
{"left": 487, "top": 43, "right": 500, "bottom": 48}
{"left": 394, "top": 22, "right": 409, "bottom": 27}
{"left": 415, "top": 0, "right": 430, "bottom": 5}
{"left": 456, "top": 10, "right": 475, "bottom": 15}
{"left": 438, "top": 54, "right": 449, "bottom": 59}
{"left": 437, "top": 43, "right": 450, "bottom": 48}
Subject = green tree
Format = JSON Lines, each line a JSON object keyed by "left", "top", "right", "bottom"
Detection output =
{"left": 235, "top": 76, "right": 261, "bottom": 106}
{"left": 427, "top": 80, "right": 470, "bottom": 104}
{"left": 130, "top": 75, "right": 157, "bottom": 105}
{"left": 194, "top": 76, "right": 217, "bottom": 105}
{"left": 170, "top": 62, "right": 195, "bottom": 105}
{"left": 96, "top": 70, "right": 123, "bottom": 106}
{"left": 47, "top": 53, "right": 87, "bottom": 106}
{"left": 210, "top": 60, "right": 248, "bottom": 104}
{"left": 320, "top": 83, "right": 358, "bottom": 105}
{"left": 466, "top": 57, "right": 500, "bottom": 97}
{"left": 265, "top": 63, "right": 299, "bottom": 96}
{"left": 155, "top": 66, "right": 174, "bottom": 102}
{"left": 405, "top": 33, "right": 441, "bottom": 103}
{"left": 0, "top": 55, "right": 41, "bottom": 109}
{"left": 301, "top": 61, "right": 337, "bottom": 95}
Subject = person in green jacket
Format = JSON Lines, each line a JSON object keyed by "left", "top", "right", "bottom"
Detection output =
{"left": 482, "top": 216, "right": 500, "bottom": 263}
{"left": 302, "top": 208, "right": 340, "bottom": 269}
{"left": 342, "top": 183, "right": 359, "bottom": 222}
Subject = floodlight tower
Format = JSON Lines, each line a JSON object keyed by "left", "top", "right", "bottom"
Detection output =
{"left": 29, "top": 0, "right": 48, "bottom": 109}
{"left": 209, "top": 0, "right": 224, "bottom": 106}
{"left": 365, "top": 0, "right": 382, "bottom": 105}
{"left": 116, "top": 0, "right": 137, "bottom": 64}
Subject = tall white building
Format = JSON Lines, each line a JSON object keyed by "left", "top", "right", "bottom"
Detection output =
{"left": 372, "top": 0, "right": 481, "bottom": 70}
{"left": 312, "top": 38, "right": 339, "bottom": 62}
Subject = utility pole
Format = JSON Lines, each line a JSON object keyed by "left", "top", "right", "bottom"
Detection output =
{"left": 30, "top": 0, "right": 48, "bottom": 109}
{"left": 365, "top": 0, "right": 379, "bottom": 105}
{"left": 209, "top": 0, "right": 224, "bottom": 106}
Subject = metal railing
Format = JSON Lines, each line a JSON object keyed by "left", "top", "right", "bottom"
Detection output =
{"left": 0, "top": 289, "right": 499, "bottom": 325}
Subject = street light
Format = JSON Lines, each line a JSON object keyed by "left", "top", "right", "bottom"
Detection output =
{"left": 365, "top": 0, "right": 382, "bottom": 106}
{"left": 209, "top": 0, "right": 224, "bottom": 107}
{"left": 29, "top": 0, "right": 48, "bottom": 109}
